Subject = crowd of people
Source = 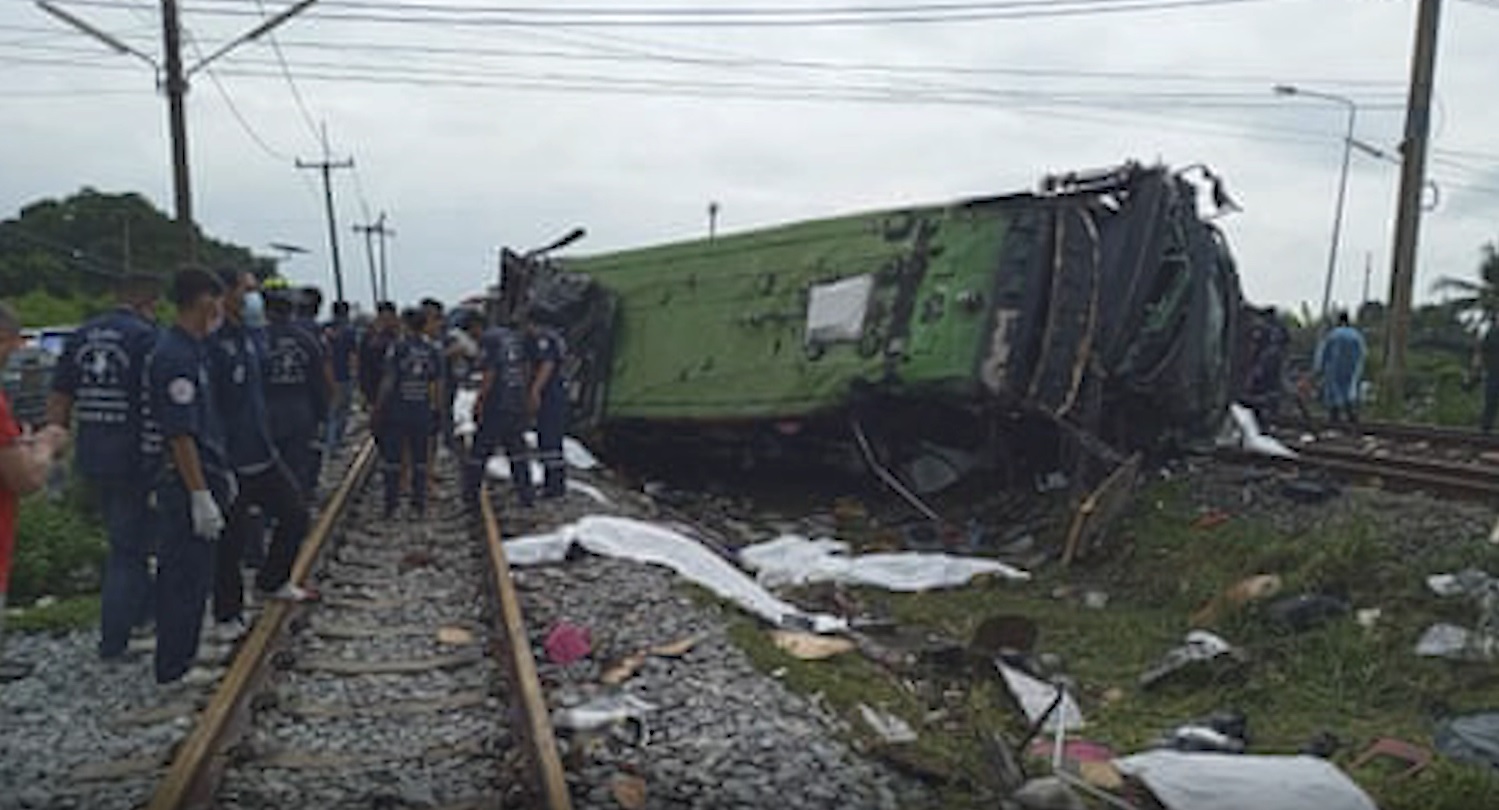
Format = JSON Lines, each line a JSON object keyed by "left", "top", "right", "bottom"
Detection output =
{"left": 0, "top": 266, "right": 568, "bottom": 686}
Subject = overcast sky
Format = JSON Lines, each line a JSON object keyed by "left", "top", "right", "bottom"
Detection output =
{"left": 3, "top": 0, "right": 1498, "bottom": 317}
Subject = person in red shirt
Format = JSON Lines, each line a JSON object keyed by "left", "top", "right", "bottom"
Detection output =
{"left": 0, "top": 302, "right": 70, "bottom": 649}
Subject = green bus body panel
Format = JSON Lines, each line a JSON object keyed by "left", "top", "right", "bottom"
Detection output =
{"left": 566, "top": 202, "right": 1011, "bottom": 422}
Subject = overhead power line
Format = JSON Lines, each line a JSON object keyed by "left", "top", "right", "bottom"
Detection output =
{"left": 58, "top": 0, "right": 1294, "bottom": 27}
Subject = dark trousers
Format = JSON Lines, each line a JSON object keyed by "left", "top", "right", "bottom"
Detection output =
{"left": 378, "top": 414, "right": 430, "bottom": 517}
{"left": 154, "top": 481, "right": 214, "bottom": 683}
{"left": 536, "top": 396, "right": 567, "bottom": 498}
{"left": 213, "top": 461, "right": 309, "bottom": 622}
{"left": 96, "top": 476, "right": 155, "bottom": 659}
{"left": 274, "top": 429, "right": 320, "bottom": 502}
{"left": 465, "top": 408, "right": 532, "bottom": 506}
{"left": 1483, "top": 373, "right": 1499, "bottom": 434}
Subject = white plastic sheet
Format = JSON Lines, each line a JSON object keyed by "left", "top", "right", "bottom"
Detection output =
{"left": 451, "top": 390, "right": 601, "bottom": 470}
{"left": 1227, "top": 403, "right": 1298, "bottom": 459}
{"left": 1113, "top": 752, "right": 1377, "bottom": 810}
{"left": 504, "top": 516, "right": 848, "bottom": 633}
{"left": 997, "top": 662, "right": 1085, "bottom": 733}
{"left": 738, "top": 535, "right": 1029, "bottom": 591}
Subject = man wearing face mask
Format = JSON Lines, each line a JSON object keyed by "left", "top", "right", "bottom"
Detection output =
{"left": 208, "top": 269, "right": 316, "bottom": 644}
{"left": 145, "top": 267, "right": 231, "bottom": 685}
{"left": 46, "top": 272, "right": 162, "bottom": 662}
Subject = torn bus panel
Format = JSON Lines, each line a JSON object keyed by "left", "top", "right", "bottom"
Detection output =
{"left": 496, "top": 161, "right": 1243, "bottom": 494}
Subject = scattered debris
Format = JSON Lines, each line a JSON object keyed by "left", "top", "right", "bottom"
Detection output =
{"left": 998, "top": 662, "right": 1086, "bottom": 733}
{"left": 610, "top": 773, "right": 647, "bottom": 809}
{"left": 1265, "top": 594, "right": 1350, "bottom": 632}
{"left": 1299, "top": 731, "right": 1342, "bottom": 759}
{"left": 649, "top": 633, "right": 703, "bottom": 658}
{"left": 1191, "top": 510, "right": 1232, "bottom": 531}
{"left": 1114, "top": 751, "right": 1378, "bottom": 810}
{"left": 739, "top": 534, "right": 1029, "bottom": 591}
{"left": 970, "top": 614, "right": 1039, "bottom": 657}
{"left": 1190, "top": 574, "right": 1283, "bottom": 627}
{"left": 1354, "top": 608, "right": 1382, "bottom": 630}
{"left": 600, "top": 652, "right": 648, "bottom": 685}
{"left": 770, "top": 630, "right": 856, "bottom": 661}
{"left": 1281, "top": 478, "right": 1340, "bottom": 504}
{"left": 1227, "top": 403, "right": 1299, "bottom": 460}
{"left": 1012, "top": 776, "right": 1088, "bottom": 810}
{"left": 1415, "top": 623, "right": 1499, "bottom": 661}
{"left": 1349, "top": 736, "right": 1432, "bottom": 779}
{"left": 1138, "top": 631, "right": 1240, "bottom": 690}
{"left": 435, "top": 625, "right": 476, "bottom": 646}
{"left": 857, "top": 704, "right": 918, "bottom": 744}
{"left": 551, "top": 693, "right": 657, "bottom": 733}
{"left": 1153, "top": 710, "right": 1249, "bottom": 754}
{"left": 1433, "top": 712, "right": 1499, "bottom": 772}
{"left": 544, "top": 622, "right": 592, "bottom": 665}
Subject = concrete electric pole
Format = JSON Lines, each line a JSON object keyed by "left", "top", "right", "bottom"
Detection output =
{"left": 353, "top": 213, "right": 393, "bottom": 307}
{"left": 35, "top": 0, "right": 320, "bottom": 261}
{"left": 298, "top": 126, "right": 354, "bottom": 304}
{"left": 1382, "top": 0, "right": 1443, "bottom": 410}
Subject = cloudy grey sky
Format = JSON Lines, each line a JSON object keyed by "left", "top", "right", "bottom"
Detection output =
{"left": 3, "top": 0, "right": 1498, "bottom": 316}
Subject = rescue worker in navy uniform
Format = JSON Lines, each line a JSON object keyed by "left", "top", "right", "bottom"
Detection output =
{"left": 294, "top": 286, "right": 333, "bottom": 482}
{"left": 46, "top": 273, "right": 161, "bottom": 661}
{"left": 323, "top": 300, "right": 358, "bottom": 454}
{"left": 465, "top": 317, "right": 533, "bottom": 509}
{"left": 373, "top": 308, "right": 441, "bottom": 519}
{"left": 210, "top": 269, "right": 315, "bottom": 641}
{"left": 525, "top": 316, "right": 568, "bottom": 499}
{"left": 147, "top": 267, "right": 232, "bottom": 685}
{"left": 263, "top": 289, "right": 328, "bottom": 500}
{"left": 358, "top": 302, "right": 399, "bottom": 409}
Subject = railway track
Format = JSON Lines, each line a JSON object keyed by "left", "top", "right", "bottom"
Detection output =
{"left": 144, "top": 439, "right": 570, "bottom": 810}
{"left": 1236, "top": 419, "right": 1499, "bottom": 503}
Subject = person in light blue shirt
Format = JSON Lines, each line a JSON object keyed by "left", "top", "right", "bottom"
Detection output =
{"left": 1314, "top": 312, "right": 1367, "bottom": 426}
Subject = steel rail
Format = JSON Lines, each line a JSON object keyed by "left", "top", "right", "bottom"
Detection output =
{"left": 148, "top": 437, "right": 378, "bottom": 810}
{"left": 480, "top": 481, "right": 574, "bottom": 810}
{"left": 1294, "top": 442, "right": 1499, "bottom": 501}
{"left": 1275, "top": 418, "right": 1499, "bottom": 454}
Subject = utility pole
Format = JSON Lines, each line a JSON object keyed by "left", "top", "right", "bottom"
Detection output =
{"left": 373, "top": 213, "right": 394, "bottom": 301}
{"left": 160, "top": 0, "right": 193, "bottom": 258}
{"left": 297, "top": 126, "right": 354, "bottom": 304}
{"left": 353, "top": 220, "right": 379, "bottom": 310}
{"left": 708, "top": 201, "right": 720, "bottom": 240}
{"left": 1362, "top": 251, "right": 1373, "bottom": 314}
{"left": 36, "top": 0, "right": 319, "bottom": 262}
{"left": 1382, "top": 0, "right": 1443, "bottom": 410}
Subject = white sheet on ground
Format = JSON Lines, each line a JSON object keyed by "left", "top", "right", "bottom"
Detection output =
{"left": 738, "top": 535, "right": 1029, "bottom": 591}
{"left": 452, "top": 389, "right": 601, "bottom": 470}
{"left": 997, "top": 662, "right": 1085, "bottom": 733}
{"left": 1228, "top": 403, "right": 1298, "bottom": 459}
{"left": 1113, "top": 752, "right": 1377, "bottom": 810}
{"left": 504, "top": 516, "right": 848, "bottom": 633}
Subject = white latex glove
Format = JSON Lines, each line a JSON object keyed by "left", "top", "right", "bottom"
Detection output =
{"left": 190, "top": 490, "right": 225, "bottom": 540}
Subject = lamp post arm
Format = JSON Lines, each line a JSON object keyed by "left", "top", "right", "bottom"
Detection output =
{"left": 186, "top": 0, "right": 318, "bottom": 76}
{"left": 34, "top": 0, "right": 159, "bottom": 70}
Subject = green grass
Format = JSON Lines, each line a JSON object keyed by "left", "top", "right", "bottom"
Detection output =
{"left": 718, "top": 481, "right": 1499, "bottom": 809}
{"left": 6, "top": 594, "right": 100, "bottom": 633}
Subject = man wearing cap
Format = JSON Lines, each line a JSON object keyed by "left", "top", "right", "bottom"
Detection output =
{"left": 46, "top": 273, "right": 162, "bottom": 661}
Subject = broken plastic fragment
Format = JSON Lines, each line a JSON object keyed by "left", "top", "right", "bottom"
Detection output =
{"left": 552, "top": 693, "right": 657, "bottom": 732}
{"left": 1227, "top": 403, "right": 1298, "bottom": 459}
{"left": 857, "top": 703, "right": 917, "bottom": 744}
{"left": 997, "top": 662, "right": 1086, "bottom": 733}
{"left": 1139, "top": 631, "right": 1237, "bottom": 689}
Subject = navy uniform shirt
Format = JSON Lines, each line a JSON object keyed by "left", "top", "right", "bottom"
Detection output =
{"left": 264, "top": 321, "right": 328, "bottom": 441}
{"left": 50, "top": 307, "right": 157, "bottom": 479}
{"left": 325, "top": 320, "right": 357, "bottom": 383}
{"left": 208, "top": 320, "right": 276, "bottom": 473}
{"left": 480, "top": 327, "right": 529, "bottom": 413}
{"left": 148, "top": 325, "right": 231, "bottom": 498}
{"left": 382, "top": 336, "right": 440, "bottom": 423}
{"left": 525, "top": 327, "right": 567, "bottom": 402}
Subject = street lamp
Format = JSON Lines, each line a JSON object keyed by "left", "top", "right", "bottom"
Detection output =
{"left": 1275, "top": 84, "right": 1357, "bottom": 323}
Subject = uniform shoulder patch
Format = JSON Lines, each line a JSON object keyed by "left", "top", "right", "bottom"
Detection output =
{"left": 168, "top": 376, "right": 197, "bottom": 405}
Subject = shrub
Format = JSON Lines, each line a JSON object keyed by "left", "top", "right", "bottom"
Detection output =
{"left": 9, "top": 494, "right": 105, "bottom": 604}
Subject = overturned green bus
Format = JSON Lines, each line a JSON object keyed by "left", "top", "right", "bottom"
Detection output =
{"left": 499, "top": 161, "right": 1244, "bottom": 493}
